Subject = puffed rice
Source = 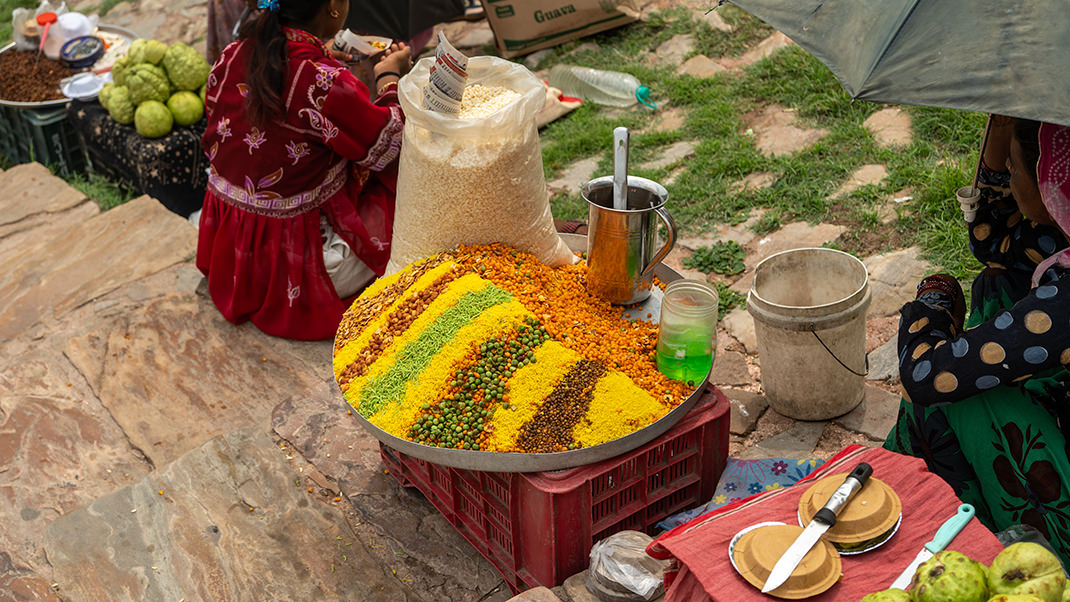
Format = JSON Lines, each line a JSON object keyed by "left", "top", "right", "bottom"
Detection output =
{"left": 458, "top": 85, "right": 520, "bottom": 120}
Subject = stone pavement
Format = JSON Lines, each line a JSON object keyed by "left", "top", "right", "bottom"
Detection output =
{"left": 0, "top": 161, "right": 923, "bottom": 601}
{"left": 0, "top": 3, "right": 940, "bottom": 601}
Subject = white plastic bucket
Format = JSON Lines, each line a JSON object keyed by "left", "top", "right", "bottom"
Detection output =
{"left": 746, "top": 248, "right": 871, "bottom": 420}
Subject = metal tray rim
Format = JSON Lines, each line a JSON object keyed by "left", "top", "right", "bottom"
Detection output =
{"left": 338, "top": 234, "right": 705, "bottom": 472}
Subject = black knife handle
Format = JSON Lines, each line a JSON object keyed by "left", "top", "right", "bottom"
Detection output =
{"left": 814, "top": 462, "right": 872, "bottom": 526}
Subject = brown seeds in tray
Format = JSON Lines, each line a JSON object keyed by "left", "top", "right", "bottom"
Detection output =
{"left": 0, "top": 50, "right": 77, "bottom": 103}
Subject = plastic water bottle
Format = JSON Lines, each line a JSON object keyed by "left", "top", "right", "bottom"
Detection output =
{"left": 548, "top": 65, "right": 656, "bottom": 109}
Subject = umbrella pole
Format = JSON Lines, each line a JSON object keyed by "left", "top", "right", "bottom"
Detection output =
{"left": 972, "top": 116, "right": 993, "bottom": 192}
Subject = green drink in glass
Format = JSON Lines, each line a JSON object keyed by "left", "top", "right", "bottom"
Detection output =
{"left": 656, "top": 280, "right": 718, "bottom": 386}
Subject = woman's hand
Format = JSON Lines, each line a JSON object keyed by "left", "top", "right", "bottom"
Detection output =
{"left": 916, "top": 274, "right": 967, "bottom": 332}
{"left": 982, "top": 114, "right": 1015, "bottom": 174}
{"left": 374, "top": 42, "right": 413, "bottom": 78}
{"left": 330, "top": 47, "right": 353, "bottom": 62}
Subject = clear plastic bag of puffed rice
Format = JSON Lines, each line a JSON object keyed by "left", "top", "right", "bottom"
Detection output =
{"left": 387, "top": 54, "right": 576, "bottom": 274}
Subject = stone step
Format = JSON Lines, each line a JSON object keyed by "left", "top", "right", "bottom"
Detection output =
{"left": 44, "top": 426, "right": 412, "bottom": 601}
{"left": 0, "top": 163, "right": 89, "bottom": 232}
{"left": 0, "top": 191, "right": 197, "bottom": 342}
{"left": 0, "top": 552, "right": 62, "bottom": 602}
{"left": 272, "top": 379, "right": 515, "bottom": 602}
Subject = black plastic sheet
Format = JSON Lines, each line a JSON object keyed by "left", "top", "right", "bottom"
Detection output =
{"left": 67, "top": 99, "right": 207, "bottom": 218}
{"left": 346, "top": 0, "right": 465, "bottom": 41}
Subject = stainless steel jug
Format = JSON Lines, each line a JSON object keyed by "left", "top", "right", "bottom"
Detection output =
{"left": 583, "top": 175, "right": 677, "bottom": 305}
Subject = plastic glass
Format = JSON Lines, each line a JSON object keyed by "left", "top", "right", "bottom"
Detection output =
{"left": 656, "top": 279, "right": 718, "bottom": 386}
{"left": 957, "top": 185, "right": 980, "bottom": 222}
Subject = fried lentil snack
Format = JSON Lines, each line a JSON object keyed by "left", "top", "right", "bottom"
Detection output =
{"left": 333, "top": 243, "right": 693, "bottom": 453}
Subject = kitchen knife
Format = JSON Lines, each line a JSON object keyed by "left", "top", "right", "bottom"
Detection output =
{"left": 889, "top": 504, "right": 975, "bottom": 591}
{"left": 761, "top": 463, "right": 873, "bottom": 593}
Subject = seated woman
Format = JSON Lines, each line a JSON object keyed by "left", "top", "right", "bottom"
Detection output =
{"left": 886, "top": 120, "right": 1070, "bottom": 561}
{"left": 197, "top": 0, "right": 411, "bottom": 340}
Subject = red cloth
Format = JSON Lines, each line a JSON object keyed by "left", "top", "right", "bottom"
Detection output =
{"left": 197, "top": 29, "right": 403, "bottom": 340}
{"left": 648, "top": 445, "right": 1005, "bottom": 602}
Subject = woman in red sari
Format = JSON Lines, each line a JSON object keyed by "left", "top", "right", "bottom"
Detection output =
{"left": 197, "top": 0, "right": 411, "bottom": 340}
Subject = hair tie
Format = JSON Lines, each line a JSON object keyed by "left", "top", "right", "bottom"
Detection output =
{"left": 257, "top": 0, "right": 280, "bottom": 12}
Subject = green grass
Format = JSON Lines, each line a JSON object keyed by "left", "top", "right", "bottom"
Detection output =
{"left": 95, "top": 0, "right": 128, "bottom": 17}
{"left": 537, "top": 8, "right": 989, "bottom": 281}
{"left": 62, "top": 170, "right": 138, "bottom": 211}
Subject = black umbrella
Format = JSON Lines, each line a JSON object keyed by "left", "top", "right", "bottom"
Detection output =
{"left": 346, "top": 0, "right": 465, "bottom": 41}
{"left": 723, "top": 0, "right": 1070, "bottom": 126}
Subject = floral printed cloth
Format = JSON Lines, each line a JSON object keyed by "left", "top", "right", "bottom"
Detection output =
{"left": 657, "top": 457, "right": 824, "bottom": 531}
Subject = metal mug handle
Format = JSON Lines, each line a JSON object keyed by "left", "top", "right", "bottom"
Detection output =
{"left": 641, "top": 206, "right": 676, "bottom": 281}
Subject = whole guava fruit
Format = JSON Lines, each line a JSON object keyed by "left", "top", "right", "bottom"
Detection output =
{"left": 141, "top": 40, "right": 168, "bottom": 65}
{"left": 111, "top": 56, "right": 132, "bottom": 86}
{"left": 126, "top": 63, "right": 171, "bottom": 106}
{"left": 161, "top": 42, "right": 210, "bottom": 91}
{"left": 106, "top": 86, "right": 135, "bottom": 125}
{"left": 860, "top": 588, "right": 911, "bottom": 601}
{"left": 199, "top": 83, "right": 206, "bottom": 105}
{"left": 989, "top": 543, "right": 1067, "bottom": 602}
{"left": 910, "top": 550, "right": 989, "bottom": 602}
{"left": 135, "top": 100, "right": 173, "bottom": 139}
{"left": 98, "top": 82, "right": 115, "bottom": 110}
{"left": 127, "top": 39, "right": 146, "bottom": 63}
{"left": 987, "top": 595, "right": 1046, "bottom": 601}
{"left": 166, "top": 91, "right": 204, "bottom": 126}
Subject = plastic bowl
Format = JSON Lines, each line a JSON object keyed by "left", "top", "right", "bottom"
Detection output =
{"left": 60, "top": 35, "right": 105, "bottom": 69}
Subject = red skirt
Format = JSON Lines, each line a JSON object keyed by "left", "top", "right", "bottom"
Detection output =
{"left": 196, "top": 173, "right": 394, "bottom": 341}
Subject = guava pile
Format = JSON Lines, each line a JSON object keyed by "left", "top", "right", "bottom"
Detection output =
{"left": 98, "top": 39, "right": 209, "bottom": 139}
{"left": 860, "top": 543, "right": 1069, "bottom": 602}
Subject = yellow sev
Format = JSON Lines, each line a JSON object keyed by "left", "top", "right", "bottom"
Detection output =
{"left": 572, "top": 371, "right": 672, "bottom": 447}
{"left": 481, "top": 340, "right": 578, "bottom": 452}
{"left": 367, "top": 298, "right": 530, "bottom": 436}
{"left": 342, "top": 271, "right": 490, "bottom": 397}
{"left": 333, "top": 260, "right": 457, "bottom": 378}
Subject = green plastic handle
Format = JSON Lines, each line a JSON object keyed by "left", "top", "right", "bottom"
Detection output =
{"left": 635, "top": 86, "right": 657, "bottom": 110}
{"left": 924, "top": 504, "right": 975, "bottom": 554}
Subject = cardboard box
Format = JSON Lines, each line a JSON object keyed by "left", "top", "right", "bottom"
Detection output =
{"left": 481, "top": 0, "right": 641, "bottom": 58}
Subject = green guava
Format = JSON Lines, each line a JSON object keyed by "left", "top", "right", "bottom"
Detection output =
{"left": 987, "top": 595, "right": 1046, "bottom": 601}
{"left": 98, "top": 82, "right": 115, "bottom": 110}
{"left": 140, "top": 40, "right": 168, "bottom": 65}
{"left": 126, "top": 63, "right": 171, "bottom": 106}
{"left": 111, "top": 56, "right": 132, "bottom": 86}
{"left": 161, "top": 42, "right": 210, "bottom": 91}
{"left": 134, "top": 100, "right": 173, "bottom": 138}
{"left": 166, "top": 91, "right": 204, "bottom": 126}
{"left": 910, "top": 550, "right": 989, "bottom": 602}
{"left": 860, "top": 588, "right": 911, "bottom": 601}
{"left": 128, "top": 38, "right": 168, "bottom": 64}
{"left": 106, "top": 86, "right": 135, "bottom": 125}
{"left": 199, "top": 83, "right": 206, "bottom": 105}
{"left": 989, "top": 543, "right": 1067, "bottom": 602}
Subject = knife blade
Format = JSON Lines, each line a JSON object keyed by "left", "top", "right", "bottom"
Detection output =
{"left": 761, "top": 462, "right": 873, "bottom": 593}
{"left": 889, "top": 504, "right": 975, "bottom": 591}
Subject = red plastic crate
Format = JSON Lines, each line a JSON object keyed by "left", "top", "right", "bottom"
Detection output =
{"left": 380, "top": 384, "right": 730, "bottom": 593}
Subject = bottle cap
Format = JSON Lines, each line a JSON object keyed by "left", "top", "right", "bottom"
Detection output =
{"left": 635, "top": 86, "right": 656, "bottom": 110}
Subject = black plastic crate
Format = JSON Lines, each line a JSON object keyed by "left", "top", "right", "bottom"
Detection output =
{"left": 0, "top": 104, "right": 87, "bottom": 176}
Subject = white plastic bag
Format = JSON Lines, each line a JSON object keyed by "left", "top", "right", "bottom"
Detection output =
{"left": 588, "top": 531, "right": 668, "bottom": 601}
{"left": 12, "top": 1, "right": 67, "bottom": 52}
{"left": 387, "top": 55, "right": 575, "bottom": 273}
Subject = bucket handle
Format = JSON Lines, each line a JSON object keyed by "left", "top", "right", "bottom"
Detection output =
{"left": 810, "top": 328, "right": 869, "bottom": 377}
{"left": 641, "top": 206, "right": 676, "bottom": 282}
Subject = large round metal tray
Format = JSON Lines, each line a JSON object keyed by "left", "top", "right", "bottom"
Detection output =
{"left": 0, "top": 24, "right": 140, "bottom": 108}
{"left": 341, "top": 233, "right": 710, "bottom": 472}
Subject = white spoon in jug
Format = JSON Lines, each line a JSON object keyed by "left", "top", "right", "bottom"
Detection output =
{"left": 613, "top": 126, "right": 629, "bottom": 211}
